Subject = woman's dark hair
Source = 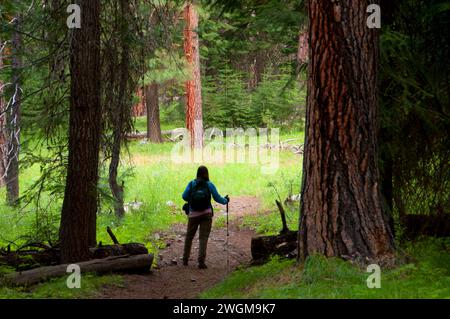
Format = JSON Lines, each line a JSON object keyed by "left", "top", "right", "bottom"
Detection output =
{"left": 196, "top": 165, "right": 209, "bottom": 181}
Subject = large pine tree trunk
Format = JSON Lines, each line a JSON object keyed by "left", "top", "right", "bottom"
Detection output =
{"left": 183, "top": 2, "right": 203, "bottom": 149}
{"left": 4, "top": 17, "right": 22, "bottom": 204}
{"left": 145, "top": 82, "right": 162, "bottom": 143}
{"left": 299, "top": 0, "right": 395, "bottom": 263}
{"left": 59, "top": 0, "right": 102, "bottom": 263}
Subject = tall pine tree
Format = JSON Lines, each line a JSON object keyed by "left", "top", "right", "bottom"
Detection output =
{"left": 299, "top": 0, "right": 395, "bottom": 263}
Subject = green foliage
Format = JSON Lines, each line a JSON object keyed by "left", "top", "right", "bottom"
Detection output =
{"left": 242, "top": 205, "right": 298, "bottom": 236}
{"left": 144, "top": 49, "right": 189, "bottom": 85}
{"left": 201, "top": 238, "right": 450, "bottom": 299}
{"left": 204, "top": 67, "right": 306, "bottom": 130}
{"left": 242, "top": 174, "right": 301, "bottom": 235}
{"left": 379, "top": 0, "right": 450, "bottom": 217}
{"left": 203, "top": 68, "right": 252, "bottom": 129}
{"left": 198, "top": 0, "right": 306, "bottom": 132}
{"left": 251, "top": 70, "right": 306, "bottom": 129}
{"left": 200, "top": 0, "right": 304, "bottom": 68}
{"left": 159, "top": 98, "right": 185, "bottom": 125}
{"left": 0, "top": 265, "right": 16, "bottom": 276}
{"left": 200, "top": 256, "right": 295, "bottom": 299}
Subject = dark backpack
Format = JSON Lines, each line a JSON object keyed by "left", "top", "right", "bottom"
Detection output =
{"left": 189, "top": 179, "right": 211, "bottom": 211}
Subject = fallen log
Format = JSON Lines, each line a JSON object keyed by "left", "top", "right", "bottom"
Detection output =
{"left": 0, "top": 227, "right": 148, "bottom": 273}
{"left": 1, "top": 226, "right": 148, "bottom": 271}
{"left": 3, "top": 254, "right": 153, "bottom": 286}
{"left": 92, "top": 243, "right": 148, "bottom": 259}
{"left": 125, "top": 132, "right": 147, "bottom": 140}
{"left": 94, "top": 227, "right": 147, "bottom": 258}
{"left": 0, "top": 243, "right": 148, "bottom": 270}
{"left": 0, "top": 248, "right": 60, "bottom": 270}
{"left": 125, "top": 129, "right": 184, "bottom": 141}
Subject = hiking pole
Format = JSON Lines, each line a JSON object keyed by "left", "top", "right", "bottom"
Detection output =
{"left": 225, "top": 195, "right": 230, "bottom": 269}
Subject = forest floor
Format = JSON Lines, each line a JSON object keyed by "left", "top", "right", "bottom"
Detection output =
{"left": 98, "top": 196, "right": 260, "bottom": 299}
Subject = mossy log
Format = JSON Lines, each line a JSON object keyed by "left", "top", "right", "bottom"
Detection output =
{"left": 0, "top": 243, "right": 148, "bottom": 271}
{"left": 3, "top": 254, "right": 153, "bottom": 286}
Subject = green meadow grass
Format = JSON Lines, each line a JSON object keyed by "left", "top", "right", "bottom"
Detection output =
{"left": 0, "top": 274, "right": 123, "bottom": 299}
{"left": 0, "top": 132, "right": 302, "bottom": 248}
{"left": 200, "top": 237, "right": 450, "bottom": 299}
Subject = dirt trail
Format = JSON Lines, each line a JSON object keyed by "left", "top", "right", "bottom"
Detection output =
{"left": 99, "top": 196, "right": 259, "bottom": 299}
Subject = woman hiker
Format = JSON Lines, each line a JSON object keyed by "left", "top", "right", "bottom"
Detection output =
{"left": 182, "top": 165, "right": 229, "bottom": 269}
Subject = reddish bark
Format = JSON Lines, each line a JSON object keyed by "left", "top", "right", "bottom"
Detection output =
{"left": 132, "top": 88, "right": 146, "bottom": 117}
{"left": 183, "top": 2, "right": 203, "bottom": 149}
{"left": 299, "top": 0, "right": 395, "bottom": 263}
{"left": 297, "top": 30, "right": 308, "bottom": 64}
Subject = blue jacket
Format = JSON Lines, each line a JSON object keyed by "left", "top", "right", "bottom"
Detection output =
{"left": 182, "top": 179, "right": 228, "bottom": 211}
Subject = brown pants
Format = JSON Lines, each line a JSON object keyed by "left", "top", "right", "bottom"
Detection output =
{"left": 183, "top": 214, "right": 212, "bottom": 264}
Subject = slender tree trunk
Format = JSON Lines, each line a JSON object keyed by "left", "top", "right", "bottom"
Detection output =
{"left": 248, "top": 51, "right": 265, "bottom": 90}
{"left": 5, "top": 17, "right": 22, "bottom": 205}
{"left": 183, "top": 2, "right": 203, "bottom": 149}
{"left": 108, "top": 0, "right": 131, "bottom": 218}
{"left": 59, "top": 0, "right": 102, "bottom": 263}
{"left": 132, "top": 88, "right": 146, "bottom": 117}
{"left": 299, "top": 0, "right": 395, "bottom": 263}
{"left": 297, "top": 30, "right": 308, "bottom": 65}
{"left": 109, "top": 138, "right": 125, "bottom": 218}
{"left": 145, "top": 82, "right": 162, "bottom": 143}
{"left": 0, "top": 38, "right": 6, "bottom": 187}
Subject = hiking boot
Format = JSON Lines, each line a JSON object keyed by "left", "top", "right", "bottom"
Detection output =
{"left": 198, "top": 263, "right": 208, "bottom": 269}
